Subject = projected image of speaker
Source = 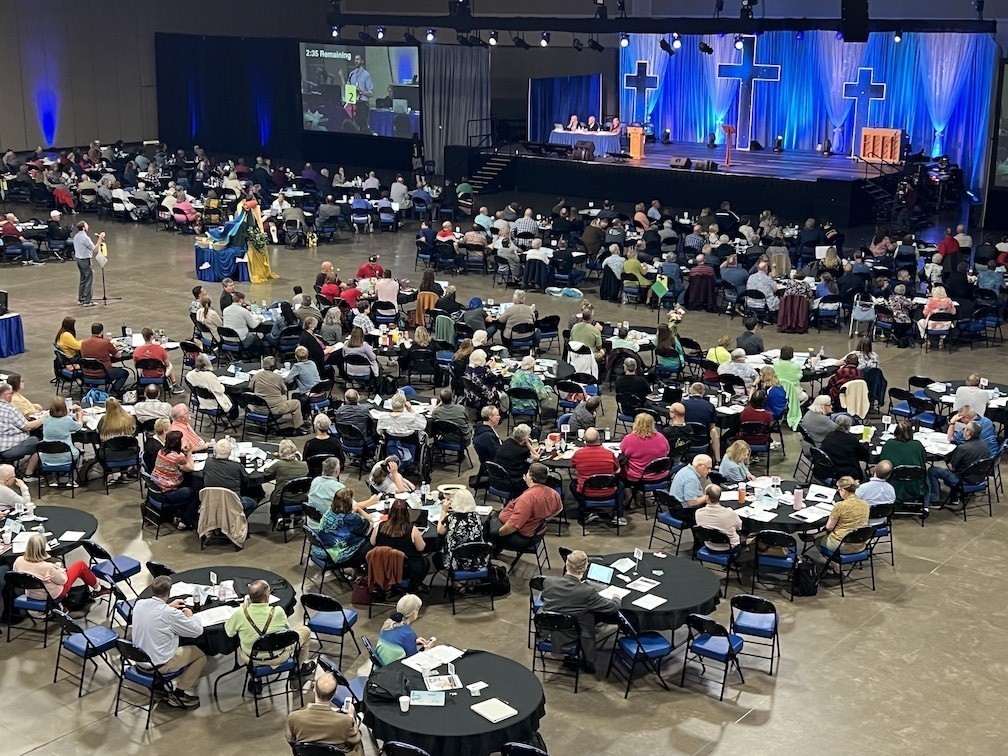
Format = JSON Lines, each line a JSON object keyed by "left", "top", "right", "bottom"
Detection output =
{"left": 694, "top": 160, "right": 718, "bottom": 172}
{"left": 573, "top": 140, "right": 596, "bottom": 161}
{"left": 669, "top": 157, "right": 692, "bottom": 169}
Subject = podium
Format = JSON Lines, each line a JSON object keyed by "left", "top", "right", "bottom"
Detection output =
{"left": 628, "top": 126, "right": 645, "bottom": 159}
{"left": 860, "top": 128, "right": 901, "bottom": 163}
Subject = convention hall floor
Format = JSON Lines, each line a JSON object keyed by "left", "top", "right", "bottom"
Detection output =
{"left": 0, "top": 204, "right": 1003, "bottom": 756}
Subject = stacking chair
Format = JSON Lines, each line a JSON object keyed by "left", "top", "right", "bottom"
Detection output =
{"left": 51, "top": 610, "right": 119, "bottom": 696}
{"left": 301, "top": 527, "right": 354, "bottom": 593}
{"left": 441, "top": 542, "right": 495, "bottom": 615}
{"left": 81, "top": 540, "right": 142, "bottom": 598}
{"left": 109, "top": 583, "right": 136, "bottom": 631}
{"left": 500, "top": 520, "right": 551, "bottom": 575}
{"left": 818, "top": 525, "right": 879, "bottom": 597}
{"left": 300, "top": 593, "right": 360, "bottom": 668}
{"left": 750, "top": 530, "right": 798, "bottom": 601}
{"left": 729, "top": 595, "right": 781, "bottom": 675}
{"left": 96, "top": 436, "right": 141, "bottom": 495}
{"left": 274, "top": 477, "right": 312, "bottom": 541}
{"left": 627, "top": 456, "right": 673, "bottom": 518}
{"left": 501, "top": 744, "right": 549, "bottom": 756}
{"left": 946, "top": 457, "right": 996, "bottom": 521}
{"left": 649, "top": 490, "right": 694, "bottom": 555}
{"left": 532, "top": 611, "right": 584, "bottom": 692}
{"left": 680, "top": 613, "right": 745, "bottom": 701}
{"left": 605, "top": 610, "right": 674, "bottom": 698}
{"left": 739, "top": 421, "right": 773, "bottom": 475}
{"left": 237, "top": 630, "right": 306, "bottom": 717}
{"left": 384, "top": 745, "right": 432, "bottom": 756}
{"left": 114, "top": 639, "right": 187, "bottom": 729}
{"left": 578, "top": 474, "right": 622, "bottom": 535}
{"left": 527, "top": 575, "right": 546, "bottom": 648}
{"left": 868, "top": 502, "right": 896, "bottom": 565}
{"left": 334, "top": 423, "right": 378, "bottom": 480}
{"left": 36, "top": 441, "right": 80, "bottom": 498}
{"left": 691, "top": 526, "right": 743, "bottom": 597}
{"left": 240, "top": 392, "right": 282, "bottom": 441}
{"left": 890, "top": 465, "right": 928, "bottom": 526}
{"left": 5, "top": 572, "right": 61, "bottom": 646}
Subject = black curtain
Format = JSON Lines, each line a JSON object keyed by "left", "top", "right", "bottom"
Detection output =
{"left": 421, "top": 45, "right": 490, "bottom": 175}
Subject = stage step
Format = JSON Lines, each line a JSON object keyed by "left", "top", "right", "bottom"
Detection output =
{"left": 471, "top": 156, "right": 515, "bottom": 193}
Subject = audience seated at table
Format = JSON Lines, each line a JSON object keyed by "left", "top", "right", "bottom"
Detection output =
{"left": 369, "top": 455, "right": 415, "bottom": 496}
{"left": 683, "top": 383, "right": 721, "bottom": 461}
{"left": 199, "top": 438, "right": 262, "bottom": 516}
{"left": 285, "top": 673, "right": 364, "bottom": 754}
{"left": 879, "top": 418, "right": 927, "bottom": 503}
{"left": 13, "top": 533, "right": 102, "bottom": 601}
{"left": 670, "top": 454, "right": 713, "bottom": 508}
{"left": 717, "top": 349, "right": 759, "bottom": 390}
{"left": 0, "top": 464, "right": 32, "bottom": 507}
{"left": 825, "top": 354, "right": 862, "bottom": 404}
{"left": 371, "top": 499, "right": 428, "bottom": 591}
{"left": 184, "top": 354, "right": 237, "bottom": 423}
{"left": 926, "top": 418, "right": 994, "bottom": 512}
{"left": 79, "top": 322, "right": 129, "bottom": 396}
{"left": 539, "top": 549, "right": 619, "bottom": 674}
{"left": 818, "top": 415, "right": 869, "bottom": 481}
{"left": 718, "top": 441, "right": 755, "bottom": 484}
{"left": 855, "top": 460, "right": 896, "bottom": 506}
{"left": 133, "top": 384, "right": 173, "bottom": 423}
{"left": 816, "top": 476, "right": 870, "bottom": 567}
{"left": 307, "top": 456, "right": 345, "bottom": 515}
{"left": 489, "top": 462, "right": 561, "bottom": 551}
{"left": 735, "top": 317, "right": 764, "bottom": 355}
{"left": 953, "top": 374, "right": 990, "bottom": 414}
{"left": 132, "top": 575, "right": 205, "bottom": 709}
{"left": 746, "top": 260, "right": 781, "bottom": 316}
{"left": 753, "top": 367, "right": 788, "bottom": 421}
{"left": 0, "top": 382, "right": 42, "bottom": 477}
{"left": 269, "top": 439, "right": 309, "bottom": 509}
{"left": 375, "top": 594, "right": 433, "bottom": 665}
{"left": 55, "top": 317, "right": 83, "bottom": 360}
{"left": 619, "top": 413, "right": 669, "bottom": 486}
{"left": 694, "top": 483, "right": 744, "bottom": 552}
{"left": 5, "top": 375, "right": 41, "bottom": 418}
{"left": 916, "top": 285, "right": 956, "bottom": 341}
{"left": 570, "top": 428, "right": 624, "bottom": 526}
{"left": 845, "top": 337, "right": 887, "bottom": 407}
{"left": 435, "top": 489, "right": 488, "bottom": 575}
{"left": 225, "top": 578, "right": 315, "bottom": 680}
{"left": 248, "top": 356, "right": 305, "bottom": 431}
{"left": 800, "top": 395, "right": 836, "bottom": 449}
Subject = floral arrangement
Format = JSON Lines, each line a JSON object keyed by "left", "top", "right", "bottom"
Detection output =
{"left": 247, "top": 225, "right": 269, "bottom": 251}
{"left": 667, "top": 304, "right": 686, "bottom": 335}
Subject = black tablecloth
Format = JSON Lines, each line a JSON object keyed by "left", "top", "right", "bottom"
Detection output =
{"left": 137, "top": 565, "right": 296, "bottom": 656}
{"left": 364, "top": 650, "right": 546, "bottom": 756}
{"left": 595, "top": 552, "right": 720, "bottom": 633}
{"left": 723, "top": 479, "right": 823, "bottom": 535}
{"left": 2, "top": 506, "right": 98, "bottom": 565}
{"left": 923, "top": 380, "right": 1008, "bottom": 428}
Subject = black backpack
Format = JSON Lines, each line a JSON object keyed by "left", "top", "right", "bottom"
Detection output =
{"left": 792, "top": 556, "right": 819, "bottom": 597}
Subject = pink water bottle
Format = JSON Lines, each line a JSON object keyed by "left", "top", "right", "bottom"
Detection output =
{"left": 792, "top": 488, "right": 804, "bottom": 510}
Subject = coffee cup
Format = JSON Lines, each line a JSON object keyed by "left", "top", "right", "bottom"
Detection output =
{"left": 399, "top": 695, "right": 410, "bottom": 713}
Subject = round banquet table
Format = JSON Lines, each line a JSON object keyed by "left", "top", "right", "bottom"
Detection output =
{"left": 595, "top": 551, "right": 720, "bottom": 633}
{"left": 722, "top": 479, "right": 826, "bottom": 535}
{"left": 540, "top": 439, "right": 621, "bottom": 469}
{"left": 364, "top": 650, "right": 546, "bottom": 756}
{"left": 137, "top": 565, "right": 296, "bottom": 656}
{"left": 2, "top": 506, "right": 99, "bottom": 565}
{"left": 923, "top": 379, "right": 1008, "bottom": 427}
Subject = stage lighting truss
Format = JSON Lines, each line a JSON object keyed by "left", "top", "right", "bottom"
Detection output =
{"left": 540, "top": 31, "right": 551, "bottom": 47}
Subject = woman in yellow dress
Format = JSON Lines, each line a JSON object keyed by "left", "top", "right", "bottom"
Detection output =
{"left": 242, "top": 192, "right": 278, "bottom": 283}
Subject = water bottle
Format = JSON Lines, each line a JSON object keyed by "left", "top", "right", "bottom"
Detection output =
{"left": 121, "top": 323, "right": 127, "bottom": 337}
{"left": 792, "top": 487, "right": 804, "bottom": 510}
{"left": 261, "top": 299, "right": 268, "bottom": 311}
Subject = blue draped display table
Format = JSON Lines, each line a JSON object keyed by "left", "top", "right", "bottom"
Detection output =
{"left": 0, "top": 314, "right": 25, "bottom": 357}
{"left": 548, "top": 129, "right": 621, "bottom": 155}
{"left": 195, "top": 244, "right": 250, "bottom": 283}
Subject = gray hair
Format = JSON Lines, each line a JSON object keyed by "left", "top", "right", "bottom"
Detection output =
{"left": 623, "top": 357, "right": 637, "bottom": 374}
{"left": 966, "top": 421, "right": 981, "bottom": 438}
{"left": 322, "top": 456, "right": 341, "bottom": 477}
{"left": 731, "top": 348, "right": 746, "bottom": 361}
{"left": 313, "top": 414, "right": 331, "bottom": 432}
{"left": 893, "top": 284, "right": 906, "bottom": 295}
{"left": 449, "top": 489, "right": 477, "bottom": 513}
{"left": 513, "top": 289, "right": 526, "bottom": 304}
{"left": 390, "top": 393, "right": 406, "bottom": 411}
{"left": 277, "top": 439, "right": 300, "bottom": 460}
{"left": 261, "top": 356, "right": 277, "bottom": 370}
{"left": 565, "top": 550, "right": 589, "bottom": 576}
{"left": 511, "top": 423, "right": 531, "bottom": 442}
{"left": 214, "top": 439, "right": 231, "bottom": 458}
{"left": 835, "top": 415, "right": 852, "bottom": 431}
{"left": 195, "top": 354, "right": 213, "bottom": 371}
{"left": 481, "top": 405, "right": 498, "bottom": 420}
{"left": 381, "top": 594, "right": 422, "bottom": 631}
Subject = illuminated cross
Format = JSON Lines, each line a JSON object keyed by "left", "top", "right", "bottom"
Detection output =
{"left": 624, "top": 60, "right": 659, "bottom": 123}
{"left": 843, "top": 67, "right": 887, "bottom": 157}
{"left": 717, "top": 35, "right": 781, "bottom": 150}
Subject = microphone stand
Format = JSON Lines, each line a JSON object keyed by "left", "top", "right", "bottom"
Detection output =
{"left": 98, "top": 259, "right": 122, "bottom": 305}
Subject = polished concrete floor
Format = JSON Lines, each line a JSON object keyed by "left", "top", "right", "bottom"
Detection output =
{"left": 0, "top": 202, "right": 1004, "bottom": 756}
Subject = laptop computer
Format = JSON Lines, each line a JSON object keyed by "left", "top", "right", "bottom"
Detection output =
{"left": 586, "top": 562, "right": 614, "bottom": 586}
{"left": 554, "top": 123, "right": 565, "bottom": 131}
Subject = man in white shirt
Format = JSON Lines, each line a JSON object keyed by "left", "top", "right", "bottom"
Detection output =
{"left": 131, "top": 576, "right": 206, "bottom": 708}
{"left": 134, "top": 384, "right": 173, "bottom": 422}
{"left": 525, "top": 238, "right": 553, "bottom": 265}
{"left": 222, "top": 291, "right": 265, "bottom": 353}
{"left": 362, "top": 171, "right": 381, "bottom": 192}
{"left": 953, "top": 224, "right": 973, "bottom": 250}
{"left": 694, "top": 483, "right": 743, "bottom": 551}
{"left": 953, "top": 374, "right": 989, "bottom": 415}
{"left": 716, "top": 349, "right": 759, "bottom": 389}
{"left": 389, "top": 175, "right": 410, "bottom": 208}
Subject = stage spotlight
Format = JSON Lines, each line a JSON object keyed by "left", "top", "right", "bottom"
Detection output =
{"left": 773, "top": 135, "right": 783, "bottom": 153}
{"left": 359, "top": 29, "right": 375, "bottom": 43}
{"left": 659, "top": 38, "right": 673, "bottom": 55}
{"left": 540, "top": 31, "right": 550, "bottom": 47}
{"left": 376, "top": 26, "right": 385, "bottom": 40}
{"left": 796, "top": 30, "right": 803, "bottom": 41}
{"left": 488, "top": 30, "right": 498, "bottom": 45}
{"left": 734, "top": 34, "right": 744, "bottom": 50}
{"left": 513, "top": 33, "right": 530, "bottom": 49}
{"left": 619, "top": 33, "right": 629, "bottom": 48}
{"left": 331, "top": 26, "right": 339, "bottom": 38}
{"left": 426, "top": 28, "right": 436, "bottom": 42}
{"left": 836, "top": 31, "right": 844, "bottom": 40}
{"left": 588, "top": 37, "right": 605, "bottom": 52}
{"left": 573, "top": 38, "right": 584, "bottom": 52}
{"left": 662, "top": 128, "right": 671, "bottom": 144}
{"left": 699, "top": 41, "right": 714, "bottom": 55}
{"left": 672, "top": 33, "right": 682, "bottom": 50}
{"left": 893, "top": 31, "right": 902, "bottom": 43}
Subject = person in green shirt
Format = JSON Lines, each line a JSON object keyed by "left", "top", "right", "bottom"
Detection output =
{"left": 570, "top": 309, "right": 603, "bottom": 352}
{"left": 623, "top": 247, "right": 654, "bottom": 304}
{"left": 771, "top": 345, "right": 808, "bottom": 430}
{"left": 224, "top": 580, "right": 315, "bottom": 680}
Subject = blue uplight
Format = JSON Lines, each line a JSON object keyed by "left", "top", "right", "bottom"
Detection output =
{"left": 35, "top": 88, "right": 59, "bottom": 147}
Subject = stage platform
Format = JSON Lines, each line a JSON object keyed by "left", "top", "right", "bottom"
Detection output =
{"left": 449, "top": 142, "right": 903, "bottom": 229}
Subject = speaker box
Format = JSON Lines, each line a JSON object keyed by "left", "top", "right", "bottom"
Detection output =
{"left": 841, "top": 0, "right": 869, "bottom": 43}
{"left": 669, "top": 157, "right": 692, "bottom": 169}
{"left": 573, "top": 140, "right": 596, "bottom": 156}
{"left": 694, "top": 160, "right": 718, "bottom": 172}
{"left": 750, "top": 140, "right": 764, "bottom": 151}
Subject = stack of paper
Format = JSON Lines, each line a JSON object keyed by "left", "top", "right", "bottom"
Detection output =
{"left": 625, "top": 577, "right": 660, "bottom": 593}
{"left": 195, "top": 605, "right": 237, "bottom": 627}
{"left": 806, "top": 484, "right": 836, "bottom": 503}
{"left": 790, "top": 505, "right": 831, "bottom": 523}
{"left": 598, "top": 586, "right": 631, "bottom": 601}
{"left": 631, "top": 594, "right": 667, "bottom": 610}
{"left": 610, "top": 557, "right": 637, "bottom": 573}
{"left": 745, "top": 509, "right": 778, "bottom": 522}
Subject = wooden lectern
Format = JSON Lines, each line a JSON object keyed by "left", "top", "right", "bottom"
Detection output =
{"left": 860, "top": 128, "right": 901, "bottom": 163}
{"left": 628, "top": 126, "right": 645, "bottom": 159}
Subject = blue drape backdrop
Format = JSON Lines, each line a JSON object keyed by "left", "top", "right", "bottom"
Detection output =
{"left": 620, "top": 31, "right": 996, "bottom": 191}
{"left": 528, "top": 74, "right": 602, "bottom": 142}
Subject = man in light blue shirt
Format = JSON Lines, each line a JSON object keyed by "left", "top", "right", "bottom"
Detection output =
{"left": 131, "top": 575, "right": 206, "bottom": 708}
{"left": 348, "top": 55, "right": 373, "bottom": 103}
{"left": 307, "top": 456, "right": 345, "bottom": 515}
{"left": 669, "top": 454, "right": 712, "bottom": 508}
{"left": 855, "top": 460, "right": 896, "bottom": 506}
{"left": 948, "top": 407, "right": 998, "bottom": 458}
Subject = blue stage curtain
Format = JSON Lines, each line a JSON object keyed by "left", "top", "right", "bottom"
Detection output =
{"left": 620, "top": 32, "right": 996, "bottom": 191}
{"left": 528, "top": 74, "right": 602, "bottom": 142}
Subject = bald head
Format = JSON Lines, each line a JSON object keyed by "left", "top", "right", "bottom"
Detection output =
{"left": 966, "top": 373, "right": 980, "bottom": 387}
{"left": 874, "top": 460, "right": 892, "bottom": 480}
{"left": 670, "top": 402, "right": 685, "bottom": 419}
{"left": 584, "top": 428, "right": 601, "bottom": 445}
{"left": 320, "top": 261, "right": 333, "bottom": 273}
{"left": 314, "top": 673, "right": 337, "bottom": 703}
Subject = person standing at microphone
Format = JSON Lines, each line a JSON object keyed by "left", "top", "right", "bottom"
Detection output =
{"left": 72, "top": 221, "right": 104, "bottom": 307}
